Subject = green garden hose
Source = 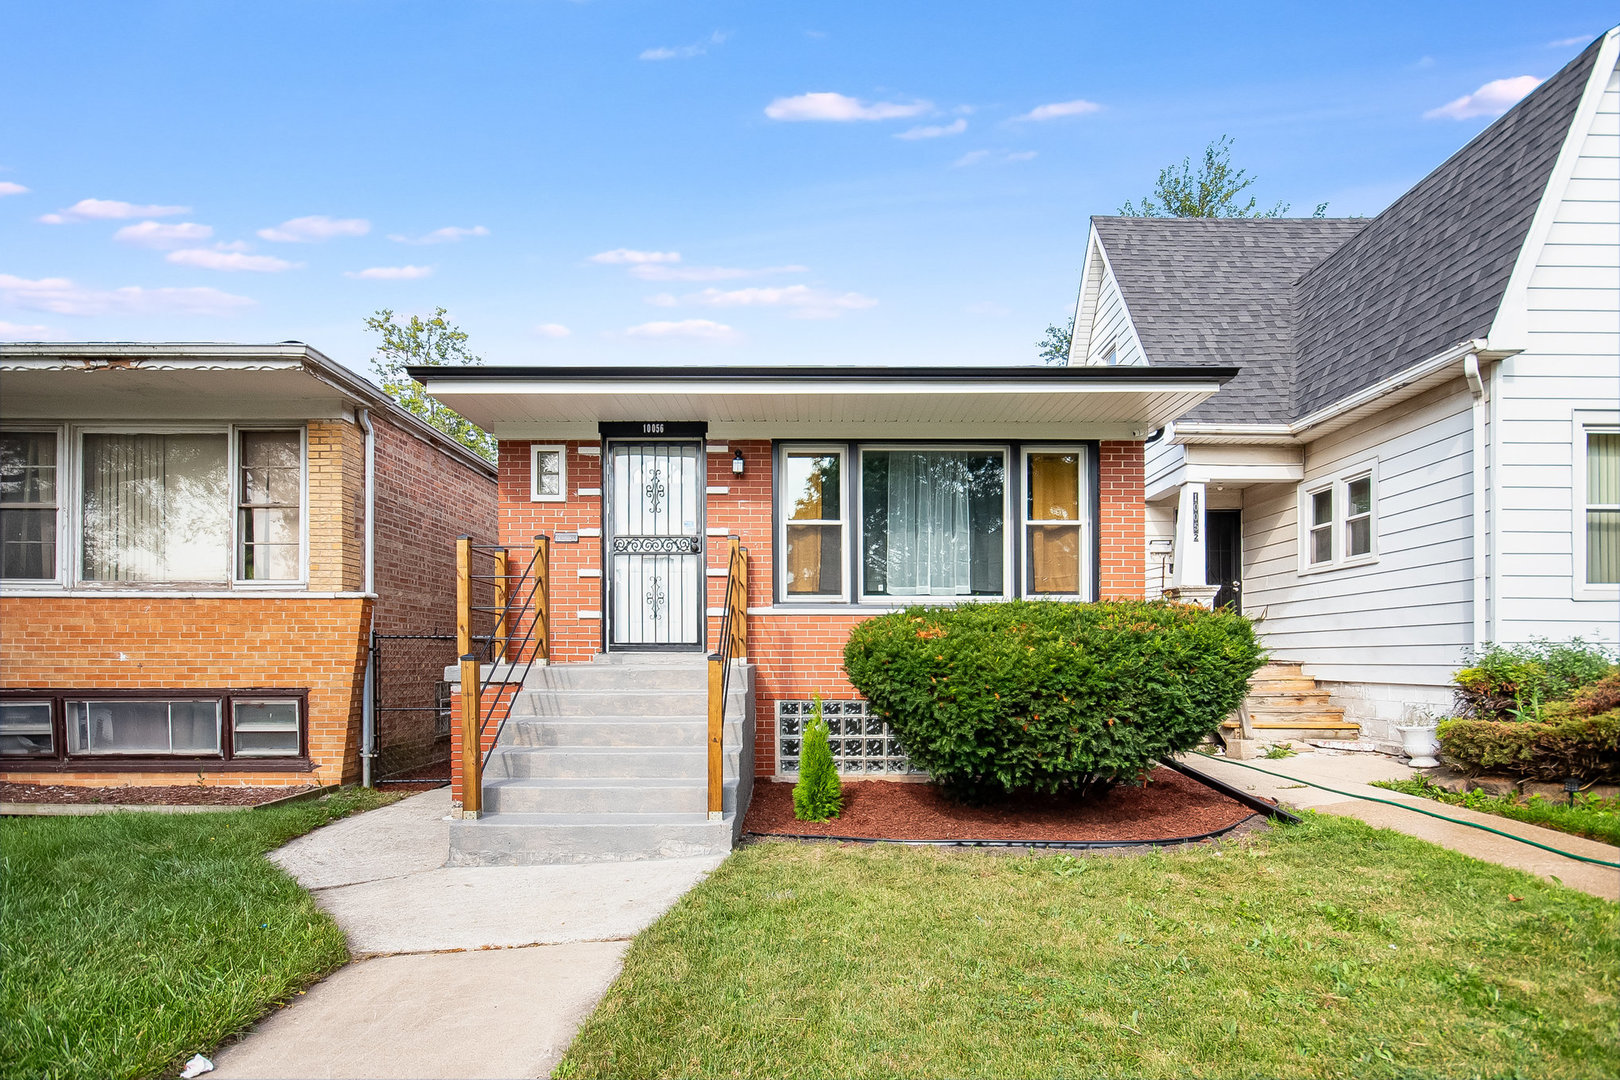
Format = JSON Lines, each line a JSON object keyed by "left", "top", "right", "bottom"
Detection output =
{"left": 1193, "top": 753, "right": 1620, "bottom": 871}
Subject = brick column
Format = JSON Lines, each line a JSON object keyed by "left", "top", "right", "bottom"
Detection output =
{"left": 1098, "top": 441, "right": 1146, "bottom": 600}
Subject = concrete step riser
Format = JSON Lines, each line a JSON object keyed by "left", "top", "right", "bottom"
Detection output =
{"left": 506, "top": 720, "right": 745, "bottom": 748}
{"left": 524, "top": 669, "right": 711, "bottom": 692}
{"left": 515, "top": 690, "right": 746, "bottom": 717}
{"left": 447, "top": 818, "right": 733, "bottom": 865}
{"left": 482, "top": 782, "right": 739, "bottom": 815}
{"left": 486, "top": 748, "right": 741, "bottom": 780}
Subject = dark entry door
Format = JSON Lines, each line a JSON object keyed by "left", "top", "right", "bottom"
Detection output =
{"left": 1206, "top": 510, "right": 1242, "bottom": 613}
{"left": 605, "top": 439, "right": 704, "bottom": 648}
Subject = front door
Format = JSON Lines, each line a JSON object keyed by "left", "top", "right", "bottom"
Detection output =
{"left": 605, "top": 439, "right": 704, "bottom": 648}
{"left": 1206, "top": 509, "right": 1242, "bottom": 613}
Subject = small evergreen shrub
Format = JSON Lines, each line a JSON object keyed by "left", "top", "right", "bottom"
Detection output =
{"left": 792, "top": 695, "right": 844, "bottom": 821}
{"left": 842, "top": 599, "right": 1265, "bottom": 802}
{"left": 1454, "top": 639, "right": 1617, "bottom": 720}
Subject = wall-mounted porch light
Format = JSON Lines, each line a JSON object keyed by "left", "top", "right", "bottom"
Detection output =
{"left": 732, "top": 449, "right": 746, "bottom": 476}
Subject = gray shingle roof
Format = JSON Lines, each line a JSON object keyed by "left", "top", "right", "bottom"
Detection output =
{"left": 1092, "top": 217, "right": 1365, "bottom": 423}
{"left": 1093, "top": 34, "right": 1604, "bottom": 425}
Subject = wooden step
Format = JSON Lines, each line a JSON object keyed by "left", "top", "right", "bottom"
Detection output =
{"left": 1255, "top": 663, "right": 1305, "bottom": 678}
{"left": 1245, "top": 691, "right": 1335, "bottom": 708}
{"left": 1248, "top": 677, "right": 1319, "bottom": 694}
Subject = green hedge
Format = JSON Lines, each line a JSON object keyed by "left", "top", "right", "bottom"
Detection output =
{"left": 1436, "top": 712, "right": 1620, "bottom": 782}
{"left": 1453, "top": 639, "right": 1615, "bottom": 720}
{"left": 842, "top": 600, "right": 1265, "bottom": 802}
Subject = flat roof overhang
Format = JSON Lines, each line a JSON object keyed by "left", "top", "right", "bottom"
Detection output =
{"left": 408, "top": 364, "right": 1238, "bottom": 440}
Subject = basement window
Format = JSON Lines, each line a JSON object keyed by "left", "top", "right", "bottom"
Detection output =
{"left": 0, "top": 691, "right": 308, "bottom": 766}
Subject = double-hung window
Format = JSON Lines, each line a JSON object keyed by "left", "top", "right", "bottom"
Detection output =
{"left": 0, "top": 430, "right": 59, "bottom": 581}
{"left": 1301, "top": 466, "right": 1377, "bottom": 571}
{"left": 781, "top": 447, "right": 847, "bottom": 599}
{"left": 1581, "top": 425, "right": 1619, "bottom": 589}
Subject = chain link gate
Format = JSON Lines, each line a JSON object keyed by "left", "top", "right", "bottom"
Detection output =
{"left": 369, "top": 632, "right": 460, "bottom": 785}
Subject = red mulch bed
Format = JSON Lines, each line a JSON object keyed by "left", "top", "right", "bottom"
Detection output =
{"left": 0, "top": 782, "right": 319, "bottom": 806}
{"left": 744, "top": 767, "right": 1259, "bottom": 843}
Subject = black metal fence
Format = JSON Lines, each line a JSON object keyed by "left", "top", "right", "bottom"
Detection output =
{"left": 369, "top": 632, "right": 459, "bottom": 784}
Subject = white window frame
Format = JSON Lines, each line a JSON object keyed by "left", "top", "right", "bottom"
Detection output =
{"left": 0, "top": 425, "right": 66, "bottom": 589}
{"left": 63, "top": 421, "right": 309, "bottom": 591}
{"left": 1573, "top": 412, "right": 1620, "bottom": 600}
{"left": 776, "top": 443, "right": 850, "bottom": 604}
{"left": 529, "top": 443, "right": 567, "bottom": 503}
{"left": 1020, "top": 445, "right": 1091, "bottom": 600}
{"left": 1297, "top": 461, "right": 1379, "bottom": 574}
{"left": 855, "top": 443, "right": 1013, "bottom": 605}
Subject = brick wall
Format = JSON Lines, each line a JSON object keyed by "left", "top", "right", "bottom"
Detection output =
{"left": 0, "top": 597, "right": 370, "bottom": 787}
{"left": 307, "top": 419, "right": 366, "bottom": 593}
{"left": 480, "top": 437, "right": 1149, "bottom": 782}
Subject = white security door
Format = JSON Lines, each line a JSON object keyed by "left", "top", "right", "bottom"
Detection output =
{"left": 607, "top": 441, "right": 704, "bottom": 647}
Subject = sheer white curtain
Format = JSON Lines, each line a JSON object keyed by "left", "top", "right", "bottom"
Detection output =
{"left": 881, "top": 451, "right": 973, "bottom": 596}
{"left": 81, "top": 434, "right": 229, "bottom": 582}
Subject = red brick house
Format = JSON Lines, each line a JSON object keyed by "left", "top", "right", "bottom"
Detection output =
{"left": 411, "top": 364, "right": 1233, "bottom": 862}
{"left": 0, "top": 343, "right": 496, "bottom": 791}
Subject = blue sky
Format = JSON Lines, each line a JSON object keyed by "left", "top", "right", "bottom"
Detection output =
{"left": 1, "top": 2, "right": 1611, "bottom": 376}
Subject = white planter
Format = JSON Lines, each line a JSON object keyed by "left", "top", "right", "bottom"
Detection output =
{"left": 1395, "top": 724, "right": 1442, "bottom": 768}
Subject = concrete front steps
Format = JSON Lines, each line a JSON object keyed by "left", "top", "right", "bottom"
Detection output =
{"left": 1222, "top": 661, "right": 1360, "bottom": 745}
{"left": 448, "top": 653, "right": 754, "bottom": 866}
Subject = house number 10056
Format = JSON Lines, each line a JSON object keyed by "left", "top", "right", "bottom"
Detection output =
{"left": 642, "top": 423, "right": 665, "bottom": 434}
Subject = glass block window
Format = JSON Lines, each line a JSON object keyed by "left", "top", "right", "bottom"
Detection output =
{"left": 776, "top": 699, "right": 922, "bottom": 776}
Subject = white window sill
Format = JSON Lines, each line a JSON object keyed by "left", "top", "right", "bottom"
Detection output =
{"left": 1298, "top": 554, "right": 1379, "bottom": 576}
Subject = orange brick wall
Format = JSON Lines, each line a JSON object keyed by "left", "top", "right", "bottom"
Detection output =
{"left": 0, "top": 597, "right": 370, "bottom": 787}
{"left": 478, "top": 438, "right": 1149, "bottom": 781}
{"left": 307, "top": 419, "right": 366, "bottom": 593}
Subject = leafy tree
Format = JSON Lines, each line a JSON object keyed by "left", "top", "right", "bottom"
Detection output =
{"left": 1036, "top": 315, "right": 1074, "bottom": 366}
{"left": 1120, "top": 135, "right": 1328, "bottom": 219}
{"left": 792, "top": 694, "right": 844, "bottom": 821}
{"left": 365, "top": 307, "right": 495, "bottom": 461}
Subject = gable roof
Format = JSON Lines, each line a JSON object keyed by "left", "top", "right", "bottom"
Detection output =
{"left": 1090, "top": 217, "right": 1365, "bottom": 423}
{"left": 1086, "top": 32, "right": 1606, "bottom": 426}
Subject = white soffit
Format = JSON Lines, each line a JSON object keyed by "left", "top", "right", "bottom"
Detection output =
{"left": 0, "top": 362, "right": 353, "bottom": 420}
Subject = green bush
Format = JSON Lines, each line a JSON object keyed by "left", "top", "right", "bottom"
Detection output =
{"left": 1437, "top": 711, "right": 1620, "bottom": 782}
{"left": 842, "top": 599, "right": 1265, "bottom": 802}
{"left": 792, "top": 695, "right": 844, "bottom": 821}
{"left": 1454, "top": 639, "right": 1616, "bottom": 720}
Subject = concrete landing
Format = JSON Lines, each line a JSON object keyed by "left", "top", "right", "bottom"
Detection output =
{"left": 1183, "top": 751, "right": 1619, "bottom": 902}
{"left": 211, "top": 787, "right": 723, "bottom": 1079}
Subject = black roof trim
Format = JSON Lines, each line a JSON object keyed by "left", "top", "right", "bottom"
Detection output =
{"left": 406, "top": 364, "right": 1238, "bottom": 384}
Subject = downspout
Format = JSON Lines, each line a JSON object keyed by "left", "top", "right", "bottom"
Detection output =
{"left": 357, "top": 407, "right": 378, "bottom": 787}
{"left": 1463, "top": 353, "right": 1488, "bottom": 655}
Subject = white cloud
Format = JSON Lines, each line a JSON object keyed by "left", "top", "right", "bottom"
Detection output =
{"left": 0, "top": 273, "right": 254, "bottom": 316}
{"left": 257, "top": 215, "right": 371, "bottom": 242}
{"left": 640, "top": 30, "right": 727, "bottom": 60}
{"left": 623, "top": 318, "right": 740, "bottom": 342}
{"left": 39, "top": 198, "right": 190, "bottom": 224}
{"left": 692, "top": 284, "right": 877, "bottom": 319}
{"left": 589, "top": 248, "right": 682, "bottom": 265}
{"left": 764, "top": 92, "right": 931, "bottom": 122}
{"left": 1547, "top": 35, "right": 1590, "bottom": 47}
{"left": 952, "top": 149, "right": 1037, "bottom": 168}
{"left": 166, "top": 248, "right": 302, "bottom": 272}
{"left": 1424, "top": 75, "right": 1542, "bottom": 120}
{"left": 0, "top": 319, "right": 56, "bottom": 340}
{"left": 344, "top": 265, "right": 433, "bottom": 280}
{"left": 388, "top": 225, "right": 490, "bottom": 245}
{"left": 646, "top": 292, "right": 679, "bottom": 307}
{"left": 533, "top": 322, "right": 572, "bottom": 338}
{"left": 0, "top": 182, "right": 29, "bottom": 197}
{"left": 630, "top": 262, "right": 807, "bottom": 283}
{"left": 113, "top": 221, "right": 215, "bottom": 249}
{"left": 1014, "top": 99, "right": 1103, "bottom": 122}
{"left": 895, "top": 118, "right": 967, "bottom": 140}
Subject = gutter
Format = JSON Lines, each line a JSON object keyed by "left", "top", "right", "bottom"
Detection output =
{"left": 1463, "top": 353, "right": 1490, "bottom": 654}
{"left": 357, "top": 407, "right": 378, "bottom": 788}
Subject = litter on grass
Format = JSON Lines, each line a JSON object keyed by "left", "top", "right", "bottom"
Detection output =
{"left": 180, "top": 1053, "right": 214, "bottom": 1077}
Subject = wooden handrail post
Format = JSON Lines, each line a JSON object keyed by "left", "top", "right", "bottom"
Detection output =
{"left": 455, "top": 536, "right": 472, "bottom": 657}
{"left": 707, "top": 654, "right": 724, "bottom": 819}
{"left": 534, "top": 534, "right": 551, "bottom": 662}
{"left": 491, "top": 548, "right": 509, "bottom": 663}
{"left": 459, "top": 653, "right": 482, "bottom": 818}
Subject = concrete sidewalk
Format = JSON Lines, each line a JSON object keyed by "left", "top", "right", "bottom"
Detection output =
{"left": 211, "top": 788, "right": 723, "bottom": 1079}
{"left": 1185, "top": 750, "right": 1619, "bottom": 902}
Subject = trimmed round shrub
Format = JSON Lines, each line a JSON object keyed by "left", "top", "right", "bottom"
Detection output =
{"left": 842, "top": 599, "right": 1265, "bottom": 802}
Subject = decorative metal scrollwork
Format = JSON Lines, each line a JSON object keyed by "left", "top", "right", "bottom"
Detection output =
{"left": 645, "top": 576, "right": 666, "bottom": 620}
{"left": 611, "top": 535, "right": 700, "bottom": 555}
{"left": 644, "top": 469, "right": 666, "bottom": 514}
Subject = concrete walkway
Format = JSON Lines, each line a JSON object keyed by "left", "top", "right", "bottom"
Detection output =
{"left": 1185, "top": 750, "right": 1619, "bottom": 902}
{"left": 211, "top": 788, "right": 723, "bottom": 1079}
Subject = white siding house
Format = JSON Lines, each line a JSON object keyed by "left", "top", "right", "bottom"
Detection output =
{"left": 1068, "top": 29, "right": 1620, "bottom": 742}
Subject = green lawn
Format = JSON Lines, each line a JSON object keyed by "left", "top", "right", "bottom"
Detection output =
{"left": 1373, "top": 776, "right": 1620, "bottom": 848}
{"left": 557, "top": 815, "right": 1620, "bottom": 1080}
{"left": 0, "top": 788, "right": 397, "bottom": 1080}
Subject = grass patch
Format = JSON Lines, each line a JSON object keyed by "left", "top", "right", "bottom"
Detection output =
{"left": 557, "top": 815, "right": 1619, "bottom": 1079}
{"left": 1373, "top": 776, "right": 1620, "bottom": 847}
{"left": 1, "top": 787, "right": 398, "bottom": 1080}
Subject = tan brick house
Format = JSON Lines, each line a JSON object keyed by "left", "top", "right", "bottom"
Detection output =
{"left": 0, "top": 343, "right": 496, "bottom": 789}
